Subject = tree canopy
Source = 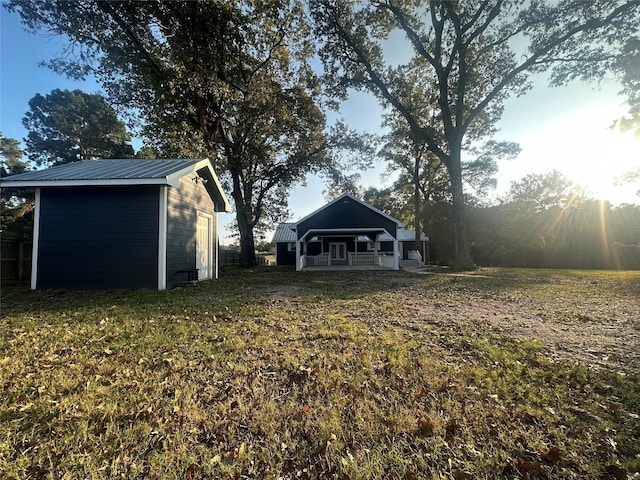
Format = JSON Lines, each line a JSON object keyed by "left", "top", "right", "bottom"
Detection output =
{"left": 0, "top": 133, "right": 27, "bottom": 177}
{"left": 310, "top": 0, "right": 640, "bottom": 269}
{"left": 23, "top": 89, "right": 134, "bottom": 166}
{"left": 7, "top": 0, "right": 338, "bottom": 266}
{"left": 1, "top": 132, "right": 32, "bottom": 236}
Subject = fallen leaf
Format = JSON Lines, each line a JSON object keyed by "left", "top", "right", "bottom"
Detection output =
{"left": 540, "top": 446, "right": 561, "bottom": 463}
{"left": 515, "top": 458, "right": 546, "bottom": 479}
{"left": 417, "top": 416, "right": 435, "bottom": 436}
{"left": 445, "top": 419, "right": 461, "bottom": 438}
{"left": 605, "top": 465, "right": 627, "bottom": 480}
{"left": 453, "top": 469, "right": 472, "bottom": 480}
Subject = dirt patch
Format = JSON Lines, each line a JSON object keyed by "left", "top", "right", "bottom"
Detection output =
{"left": 257, "top": 268, "right": 640, "bottom": 374}
{"left": 404, "top": 269, "right": 640, "bottom": 374}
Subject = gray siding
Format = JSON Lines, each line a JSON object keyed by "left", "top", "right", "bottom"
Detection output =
{"left": 166, "top": 176, "right": 216, "bottom": 287}
{"left": 37, "top": 186, "right": 159, "bottom": 289}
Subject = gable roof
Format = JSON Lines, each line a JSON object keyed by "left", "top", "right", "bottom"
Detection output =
{"left": 295, "top": 193, "right": 405, "bottom": 228}
{"left": 0, "top": 158, "right": 231, "bottom": 212}
{"left": 272, "top": 222, "right": 297, "bottom": 243}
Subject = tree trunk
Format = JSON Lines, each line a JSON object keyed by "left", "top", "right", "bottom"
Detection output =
{"left": 230, "top": 171, "right": 257, "bottom": 267}
{"left": 236, "top": 212, "right": 257, "bottom": 267}
{"left": 413, "top": 153, "right": 422, "bottom": 257}
{"left": 448, "top": 148, "right": 476, "bottom": 271}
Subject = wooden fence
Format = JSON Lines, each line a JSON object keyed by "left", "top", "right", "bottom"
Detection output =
{"left": 220, "top": 250, "right": 270, "bottom": 267}
{"left": 1, "top": 238, "right": 32, "bottom": 282}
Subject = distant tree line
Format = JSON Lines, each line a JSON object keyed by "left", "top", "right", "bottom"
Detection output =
{"left": 465, "top": 201, "right": 640, "bottom": 270}
{"left": 363, "top": 170, "right": 640, "bottom": 270}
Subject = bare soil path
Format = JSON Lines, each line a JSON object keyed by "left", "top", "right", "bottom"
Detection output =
{"left": 402, "top": 267, "right": 640, "bottom": 374}
{"left": 259, "top": 267, "right": 640, "bottom": 374}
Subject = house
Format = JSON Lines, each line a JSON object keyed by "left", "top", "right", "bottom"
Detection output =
{"left": 272, "top": 193, "right": 428, "bottom": 270}
{"left": 0, "top": 158, "right": 230, "bottom": 290}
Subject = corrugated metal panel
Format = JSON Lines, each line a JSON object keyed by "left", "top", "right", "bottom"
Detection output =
{"left": 272, "top": 223, "right": 297, "bottom": 243}
{"left": 1, "top": 159, "right": 201, "bottom": 182}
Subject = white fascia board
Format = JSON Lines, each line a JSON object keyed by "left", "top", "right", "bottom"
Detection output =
{"left": 0, "top": 178, "right": 170, "bottom": 188}
{"left": 165, "top": 162, "right": 199, "bottom": 187}
{"left": 194, "top": 159, "right": 232, "bottom": 212}
{"left": 171, "top": 158, "right": 231, "bottom": 213}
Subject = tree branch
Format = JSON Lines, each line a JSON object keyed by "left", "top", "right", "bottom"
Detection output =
{"left": 463, "top": 0, "right": 638, "bottom": 133}
{"left": 94, "top": 1, "right": 165, "bottom": 81}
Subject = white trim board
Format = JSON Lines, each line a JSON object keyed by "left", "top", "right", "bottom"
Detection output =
{"left": 158, "top": 186, "right": 168, "bottom": 290}
{"left": 30, "top": 188, "right": 41, "bottom": 290}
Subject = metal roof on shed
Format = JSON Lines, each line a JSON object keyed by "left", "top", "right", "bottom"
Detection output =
{"left": 0, "top": 159, "right": 202, "bottom": 183}
{"left": 0, "top": 158, "right": 231, "bottom": 212}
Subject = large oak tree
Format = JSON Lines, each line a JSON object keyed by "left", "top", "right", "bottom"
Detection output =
{"left": 7, "top": 0, "right": 331, "bottom": 266}
{"left": 310, "top": 0, "right": 640, "bottom": 269}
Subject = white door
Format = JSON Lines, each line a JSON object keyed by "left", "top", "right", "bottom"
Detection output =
{"left": 196, "top": 214, "right": 212, "bottom": 280}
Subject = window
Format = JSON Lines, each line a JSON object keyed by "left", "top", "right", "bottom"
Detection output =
{"left": 287, "top": 242, "right": 296, "bottom": 252}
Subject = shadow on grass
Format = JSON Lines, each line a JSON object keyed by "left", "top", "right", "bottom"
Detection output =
{"left": 1, "top": 267, "right": 444, "bottom": 318}
{"left": 5, "top": 266, "right": 634, "bottom": 319}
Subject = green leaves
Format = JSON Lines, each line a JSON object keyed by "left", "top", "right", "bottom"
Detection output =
{"left": 22, "top": 89, "right": 133, "bottom": 166}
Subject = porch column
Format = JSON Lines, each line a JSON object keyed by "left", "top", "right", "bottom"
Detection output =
{"left": 373, "top": 234, "right": 380, "bottom": 266}
{"left": 353, "top": 235, "right": 357, "bottom": 265}
{"left": 296, "top": 239, "right": 301, "bottom": 271}
{"left": 393, "top": 236, "right": 399, "bottom": 270}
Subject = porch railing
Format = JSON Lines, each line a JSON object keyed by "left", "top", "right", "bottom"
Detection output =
{"left": 303, "top": 253, "right": 330, "bottom": 266}
{"left": 348, "top": 251, "right": 379, "bottom": 266}
{"left": 301, "top": 252, "right": 398, "bottom": 268}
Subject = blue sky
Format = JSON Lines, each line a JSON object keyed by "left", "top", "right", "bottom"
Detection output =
{"left": 2, "top": 9, "right": 639, "bottom": 244}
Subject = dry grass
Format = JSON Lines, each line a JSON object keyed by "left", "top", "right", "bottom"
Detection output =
{"left": 0, "top": 267, "right": 638, "bottom": 479}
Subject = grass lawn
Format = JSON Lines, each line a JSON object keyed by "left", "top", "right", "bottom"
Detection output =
{"left": 1, "top": 267, "right": 638, "bottom": 479}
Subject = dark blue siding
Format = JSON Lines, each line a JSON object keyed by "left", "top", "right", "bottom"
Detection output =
{"left": 380, "top": 241, "right": 393, "bottom": 252}
{"left": 306, "top": 241, "right": 322, "bottom": 255}
{"left": 37, "top": 186, "right": 159, "bottom": 289}
{"left": 276, "top": 243, "right": 296, "bottom": 265}
{"left": 297, "top": 197, "right": 397, "bottom": 240}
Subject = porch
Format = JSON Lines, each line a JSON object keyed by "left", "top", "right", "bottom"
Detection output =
{"left": 300, "top": 251, "right": 397, "bottom": 269}
{"left": 299, "top": 263, "right": 395, "bottom": 271}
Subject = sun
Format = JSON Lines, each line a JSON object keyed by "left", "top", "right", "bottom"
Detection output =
{"left": 498, "top": 99, "right": 640, "bottom": 206}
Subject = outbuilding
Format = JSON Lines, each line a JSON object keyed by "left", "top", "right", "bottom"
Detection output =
{"left": 0, "top": 158, "right": 230, "bottom": 290}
